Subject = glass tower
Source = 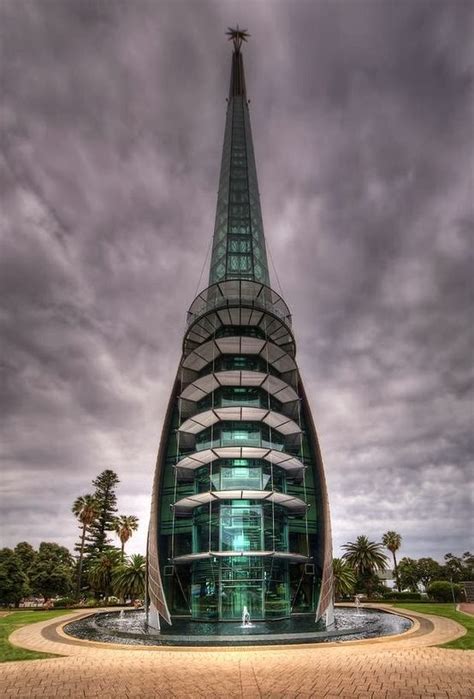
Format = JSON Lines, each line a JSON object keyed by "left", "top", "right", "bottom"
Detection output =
{"left": 148, "top": 29, "right": 333, "bottom": 628}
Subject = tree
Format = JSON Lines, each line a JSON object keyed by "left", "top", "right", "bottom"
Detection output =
{"left": 342, "top": 536, "right": 388, "bottom": 597}
{"left": 443, "top": 552, "right": 474, "bottom": 582}
{"left": 85, "top": 470, "right": 120, "bottom": 555}
{"left": 460, "top": 552, "right": 474, "bottom": 580}
{"left": 29, "top": 560, "right": 73, "bottom": 601}
{"left": 427, "top": 580, "right": 462, "bottom": 602}
{"left": 114, "top": 515, "right": 139, "bottom": 561}
{"left": 113, "top": 554, "right": 146, "bottom": 599}
{"left": 332, "top": 558, "right": 356, "bottom": 600}
{"left": 416, "top": 558, "right": 443, "bottom": 589}
{"left": 398, "top": 557, "right": 421, "bottom": 592}
{"left": 88, "top": 549, "right": 122, "bottom": 598}
{"left": 382, "top": 531, "right": 402, "bottom": 592}
{"left": 72, "top": 494, "right": 100, "bottom": 599}
{"left": 14, "top": 542, "right": 37, "bottom": 573}
{"left": 37, "top": 542, "right": 74, "bottom": 567}
{"left": 28, "top": 543, "right": 74, "bottom": 601}
{"left": 0, "top": 549, "right": 30, "bottom": 607}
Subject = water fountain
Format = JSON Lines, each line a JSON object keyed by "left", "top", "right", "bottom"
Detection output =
{"left": 65, "top": 606, "right": 412, "bottom": 647}
{"left": 240, "top": 606, "right": 254, "bottom": 628}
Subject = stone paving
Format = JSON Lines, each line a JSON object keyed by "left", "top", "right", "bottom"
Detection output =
{"left": 1, "top": 606, "right": 472, "bottom": 698}
{"left": 459, "top": 603, "right": 474, "bottom": 616}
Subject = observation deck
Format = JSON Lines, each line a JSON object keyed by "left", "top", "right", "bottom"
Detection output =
{"left": 184, "top": 281, "right": 294, "bottom": 356}
{"left": 187, "top": 281, "right": 291, "bottom": 327}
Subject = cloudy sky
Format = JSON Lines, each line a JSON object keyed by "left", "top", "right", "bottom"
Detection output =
{"left": 1, "top": 0, "right": 473, "bottom": 563}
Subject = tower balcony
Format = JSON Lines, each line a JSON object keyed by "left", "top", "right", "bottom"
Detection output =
{"left": 172, "top": 489, "right": 308, "bottom": 516}
{"left": 174, "top": 446, "right": 305, "bottom": 478}
{"left": 187, "top": 281, "right": 292, "bottom": 326}
{"left": 184, "top": 281, "right": 294, "bottom": 355}
{"left": 172, "top": 551, "right": 309, "bottom": 564}
{"left": 179, "top": 370, "right": 300, "bottom": 422}
{"left": 178, "top": 407, "right": 302, "bottom": 437}
{"left": 180, "top": 370, "right": 298, "bottom": 404}
{"left": 181, "top": 336, "right": 298, "bottom": 387}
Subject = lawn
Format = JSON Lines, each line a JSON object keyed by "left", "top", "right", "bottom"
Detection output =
{"left": 393, "top": 602, "right": 474, "bottom": 650}
{"left": 0, "top": 609, "right": 71, "bottom": 662}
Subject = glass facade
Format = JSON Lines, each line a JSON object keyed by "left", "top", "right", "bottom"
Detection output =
{"left": 147, "top": 38, "right": 333, "bottom": 628}
{"left": 153, "top": 354, "right": 325, "bottom": 621}
{"left": 209, "top": 78, "right": 270, "bottom": 285}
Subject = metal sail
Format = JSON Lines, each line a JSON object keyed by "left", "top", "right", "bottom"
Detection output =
{"left": 209, "top": 31, "right": 270, "bottom": 285}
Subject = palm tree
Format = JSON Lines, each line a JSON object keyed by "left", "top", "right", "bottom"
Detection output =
{"left": 72, "top": 494, "right": 99, "bottom": 599}
{"left": 382, "top": 531, "right": 402, "bottom": 592}
{"left": 332, "top": 558, "right": 357, "bottom": 600}
{"left": 88, "top": 549, "right": 122, "bottom": 598}
{"left": 342, "top": 535, "right": 388, "bottom": 597}
{"left": 113, "top": 554, "right": 146, "bottom": 600}
{"left": 114, "top": 515, "right": 139, "bottom": 561}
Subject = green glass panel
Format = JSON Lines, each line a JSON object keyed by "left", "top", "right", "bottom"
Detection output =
{"left": 209, "top": 89, "right": 270, "bottom": 286}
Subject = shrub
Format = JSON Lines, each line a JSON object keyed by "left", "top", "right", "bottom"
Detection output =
{"left": 382, "top": 591, "right": 422, "bottom": 601}
{"left": 53, "top": 597, "right": 75, "bottom": 608}
{"left": 86, "top": 598, "right": 100, "bottom": 607}
{"left": 427, "top": 580, "right": 462, "bottom": 602}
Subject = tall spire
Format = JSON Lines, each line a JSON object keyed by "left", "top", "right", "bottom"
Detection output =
{"left": 209, "top": 27, "right": 270, "bottom": 286}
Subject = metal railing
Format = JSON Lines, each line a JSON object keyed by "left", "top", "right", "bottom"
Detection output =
{"left": 187, "top": 280, "right": 292, "bottom": 327}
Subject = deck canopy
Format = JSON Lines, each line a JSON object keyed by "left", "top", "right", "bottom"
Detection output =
{"left": 173, "top": 489, "right": 308, "bottom": 515}
{"left": 175, "top": 446, "right": 305, "bottom": 476}
{"left": 181, "top": 336, "right": 297, "bottom": 377}
{"left": 180, "top": 370, "right": 298, "bottom": 403}
{"left": 178, "top": 406, "right": 301, "bottom": 436}
{"left": 184, "top": 306, "right": 294, "bottom": 355}
{"left": 173, "top": 551, "right": 309, "bottom": 564}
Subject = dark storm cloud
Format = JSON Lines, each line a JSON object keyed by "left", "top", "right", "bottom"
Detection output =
{"left": 1, "top": 0, "right": 472, "bottom": 560}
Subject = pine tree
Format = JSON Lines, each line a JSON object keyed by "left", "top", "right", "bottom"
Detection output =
{"left": 84, "top": 470, "right": 120, "bottom": 556}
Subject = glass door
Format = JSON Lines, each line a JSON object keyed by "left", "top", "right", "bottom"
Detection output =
{"left": 219, "top": 556, "right": 264, "bottom": 620}
{"left": 220, "top": 581, "right": 264, "bottom": 620}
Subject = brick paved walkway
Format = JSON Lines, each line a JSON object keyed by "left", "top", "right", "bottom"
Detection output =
{"left": 1, "top": 606, "right": 472, "bottom": 698}
{"left": 459, "top": 603, "right": 474, "bottom": 616}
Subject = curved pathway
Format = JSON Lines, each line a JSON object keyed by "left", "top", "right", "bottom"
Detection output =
{"left": 459, "top": 602, "right": 474, "bottom": 616}
{"left": 1, "top": 605, "right": 472, "bottom": 698}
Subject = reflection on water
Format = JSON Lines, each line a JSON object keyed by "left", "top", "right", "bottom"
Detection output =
{"left": 65, "top": 607, "right": 412, "bottom": 646}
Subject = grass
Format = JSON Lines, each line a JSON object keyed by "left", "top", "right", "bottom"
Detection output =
{"left": 393, "top": 602, "right": 474, "bottom": 650}
{"left": 0, "top": 609, "right": 72, "bottom": 662}
{"left": 1, "top": 604, "right": 472, "bottom": 661}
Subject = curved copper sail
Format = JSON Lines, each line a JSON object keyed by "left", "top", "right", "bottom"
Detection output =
{"left": 148, "top": 29, "right": 333, "bottom": 627}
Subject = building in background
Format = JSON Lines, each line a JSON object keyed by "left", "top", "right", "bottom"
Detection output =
{"left": 148, "top": 28, "right": 333, "bottom": 627}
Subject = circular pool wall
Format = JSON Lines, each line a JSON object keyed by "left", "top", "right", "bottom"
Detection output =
{"left": 64, "top": 607, "right": 412, "bottom": 647}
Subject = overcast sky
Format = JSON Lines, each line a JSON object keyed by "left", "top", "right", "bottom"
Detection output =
{"left": 1, "top": 0, "right": 473, "bottom": 563}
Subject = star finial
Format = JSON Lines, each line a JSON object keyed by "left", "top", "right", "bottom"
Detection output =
{"left": 226, "top": 25, "right": 250, "bottom": 53}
